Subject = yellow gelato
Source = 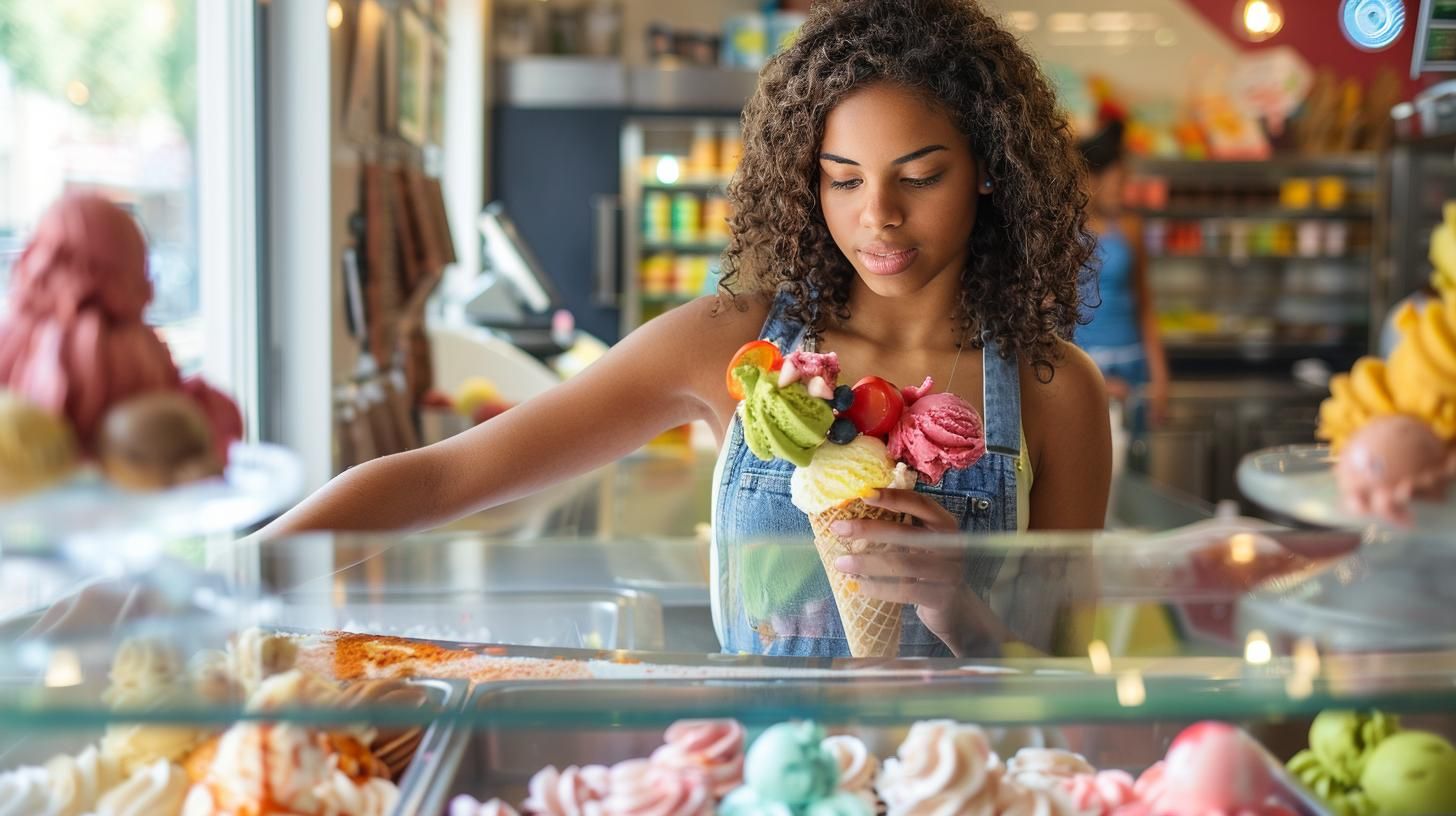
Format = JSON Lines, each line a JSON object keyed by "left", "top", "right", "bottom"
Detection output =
{"left": 790, "top": 436, "right": 911, "bottom": 514}
{"left": 0, "top": 390, "right": 77, "bottom": 497}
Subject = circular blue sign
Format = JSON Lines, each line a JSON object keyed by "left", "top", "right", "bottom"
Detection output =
{"left": 1340, "top": 0, "right": 1406, "bottom": 52}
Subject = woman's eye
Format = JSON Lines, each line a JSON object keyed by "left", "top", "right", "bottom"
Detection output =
{"left": 904, "top": 173, "right": 944, "bottom": 188}
{"left": 828, "top": 178, "right": 862, "bottom": 191}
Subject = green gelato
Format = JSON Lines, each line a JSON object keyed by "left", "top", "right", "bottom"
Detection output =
{"left": 1309, "top": 709, "right": 1400, "bottom": 785}
{"left": 1359, "top": 731, "right": 1456, "bottom": 816}
{"left": 1289, "top": 750, "right": 1375, "bottom": 816}
{"left": 736, "top": 364, "right": 833, "bottom": 468}
{"left": 720, "top": 722, "right": 871, "bottom": 816}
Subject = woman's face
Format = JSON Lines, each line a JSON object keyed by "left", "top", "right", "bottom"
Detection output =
{"left": 818, "top": 82, "right": 983, "bottom": 299}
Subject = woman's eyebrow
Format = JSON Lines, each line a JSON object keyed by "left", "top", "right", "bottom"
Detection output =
{"left": 818, "top": 145, "right": 948, "bottom": 166}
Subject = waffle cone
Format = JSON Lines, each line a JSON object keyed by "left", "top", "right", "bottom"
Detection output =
{"left": 808, "top": 498, "right": 907, "bottom": 658}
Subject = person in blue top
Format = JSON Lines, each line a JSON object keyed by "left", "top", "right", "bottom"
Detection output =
{"left": 1077, "top": 122, "right": 1170, "bottom": 426}
{"left": 266, "top": 0, "right": 1111, "bottom": 658}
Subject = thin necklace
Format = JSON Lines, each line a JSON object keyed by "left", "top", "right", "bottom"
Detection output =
{"left": 809, "top": 326, "right": 969, "bottom": 394}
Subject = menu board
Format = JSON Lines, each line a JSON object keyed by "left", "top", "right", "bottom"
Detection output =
{"left": 1414, "top": 0, "right": 1456, "bottom": 74}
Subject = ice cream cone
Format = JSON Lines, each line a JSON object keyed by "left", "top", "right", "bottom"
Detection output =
{"left": 808, "top": 498, "right": 906, "bottom": 658}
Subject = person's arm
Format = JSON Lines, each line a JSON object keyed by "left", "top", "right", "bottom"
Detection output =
{"left": 1025, "top": 342, "right": 1112, "bottom": 530}
{"left": 1127, "top": 215, "right": 1170, "bottom": 425}
{"left": 259, "top": 296, "right": 757, "bottom": 538}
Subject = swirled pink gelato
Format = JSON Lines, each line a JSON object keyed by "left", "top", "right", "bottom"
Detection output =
{"left": 779, "top": 351, "right": 840, "bottom": 399}
{"left": 0, "top": 194, "right": 242, "bottom": 456}
{"left": 822, "top": 734, "right": 879, "bottom": 808}
{"left": 1004, "top": 749, "right": 1095, "bottom": 791}
{"left": 452, "top": 796, "right": 522, "bottom": 816}
{"left": 523, "top": 764, "right": 610, "bottom": 816}
{"left": 1061, "top": 770, "right": 1137, "bottom": 815}
{"left": 877, "top": 720, "right": 1001, "bottom": 816}
{"left": 886, "top": 382, "right": 986, "bottom": 485}
{"left": 595, "top": 759, "right": 713, "bottom": 816}
{"left": 650, "top": 719, "right": 745, "bottom": 797}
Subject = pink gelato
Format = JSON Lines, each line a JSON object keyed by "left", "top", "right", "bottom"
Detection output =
{"left": 451, "top": 796, "right": 521, "bottom": 816}
{"left": 877, "top": 720, "right": 1001, "bottom": 816}
{"left": 886, "top": 387, "right": 986, "bottom": 485}
{"left": 1147, "top": 723, "right": 1275, "bottom": 816}
{"left": 779, "top": 351, "right": 840, "bottom": 399}
{"left": 596, "top": 759, "right": 713, "bottom": 816}
{"left": 523, "top": 764, "right": 610, "bottom": 816}
{"left": 1062, "top": 770, "right": 1138, "bottom": 814}
{"left": 650, "top": 719, "right": 745, "bottom": 797}
{"left": 0, "top": 194, "right": 242, "bottom": 460}
{"left": 822, "top": 735, "right": 879, "bottom": 809}
{"left": 1335, "top": 414, "right": 1456, "bottom": 527}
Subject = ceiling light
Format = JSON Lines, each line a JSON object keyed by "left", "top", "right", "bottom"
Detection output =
{"left": 1007, "top": 11, "right": 1038, "bottom": 32}
{"left": 1049, "top": 12, "right": 1087, "bottom": 34}
{"left": 1239, "top": 0, "right": 1285, "bottom": 42}
{"left": 1090, "top": 12, "right": 1133, "bottom": 32}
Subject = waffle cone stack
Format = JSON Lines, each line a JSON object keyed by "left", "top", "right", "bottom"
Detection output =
{"left": 807, "top": 498, "right": 908, "bottom": 658}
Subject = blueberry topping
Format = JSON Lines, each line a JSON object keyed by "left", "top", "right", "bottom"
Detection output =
{"left": 831, "top": 384, "right": 854, "bottom": 412}
{"left": 827, "top": 417, "right": 859, "bottom": 445}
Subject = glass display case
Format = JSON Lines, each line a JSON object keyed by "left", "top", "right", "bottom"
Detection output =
{"left": 1379, "top": 131, "right": 1456, "bottom": 329}
{"left": 2, "top": 528, "right": 1454, "bottom": 815}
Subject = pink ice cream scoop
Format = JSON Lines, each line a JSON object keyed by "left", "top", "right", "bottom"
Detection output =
{"left": 886, "top": 391, "right": 986, "bottom": 484}
{"left": 596, "top": 759, "right": 713, "bottom": 816}
{"left": 0, "top": 194, "right": 243, "bottom": 460}
{"left": 778, "top": 351, "right": 840, "bottom": 399}
{"left": 522, "top": 764, "right": 610, "bottom": 816}
{"left": 1336, "top": 414, "right": 1456, "bottom": 528}
{"left": 650, "top": 719, "right": 745, "bottom": 797}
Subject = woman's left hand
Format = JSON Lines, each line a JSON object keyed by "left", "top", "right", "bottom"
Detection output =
{"left": 828, "top": 488, "right": 1014, "bottom": 656}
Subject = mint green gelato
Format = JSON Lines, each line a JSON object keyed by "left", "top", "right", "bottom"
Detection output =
{"left": 720, "top": 722, "right": 871, "bottom": 816}
{"left": 1360, "top": 731, "right": 1456, "bottom": 815}
{"left": 737, "top": 365, "right": 833, "bottom": 468}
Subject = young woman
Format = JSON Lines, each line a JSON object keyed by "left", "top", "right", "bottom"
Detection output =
{"left": 1077, "top": 121, "right": 1171, "bottom": 427}
{"left": 264, "top": 0, "right": 1111, "bottom": 658}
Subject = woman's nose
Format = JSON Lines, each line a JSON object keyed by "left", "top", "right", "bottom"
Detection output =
{"left": 859, "top": 183, "right": 904, "bottom": 231}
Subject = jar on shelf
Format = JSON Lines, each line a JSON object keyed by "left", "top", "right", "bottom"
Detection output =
{"left": 641, "top": 252, "right": 674, "bottom": 296}
{"left": 720, "top": 124, "right": 743, "bottom": 178}
{"left": 688, "top": 123, "right": 720, "bottom": 179}
{"left": 671, "top": 192, "right": 702, "bottom": 243}
{"left": 1315, "top": 176, "right": 1348, "bottom": 211}
{"left": 702, "top": 194, "right": 732, "bottom": 241}
{"left": 1323, "top": 221, "right": 1350, "bottom": 257}
{"left": 643, "top": 191, "right": 672, "bottom": 243}
{"left": 1296, "top": 220, "right": 1322, "bottom": 257}
{"left": 1279, "top": 178, "right": 1313, "bottom": 210}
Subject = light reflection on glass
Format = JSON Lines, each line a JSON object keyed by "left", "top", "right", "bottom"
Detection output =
{"left": 1088, "top": 639, "right": 1112, "bottom": 675}
{"left": 1245, "top": 629, "right": 1272, "bottom": 665}
{"left": 45, "top": 648, "right": 83, "bottom": 687}
{"left": 1116, "top": 670, "right": 1146, "bottom": 707}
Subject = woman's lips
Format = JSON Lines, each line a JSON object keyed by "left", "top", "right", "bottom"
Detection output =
{"left": 857, "top": 246, "right": 919, "bottom": 276}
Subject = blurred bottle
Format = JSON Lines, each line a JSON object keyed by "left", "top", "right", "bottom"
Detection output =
{"left": 644, "top": 191, "right": 672, "bottom": 243}
{"left": 582, "top": 0, "right": 622, "bottom": 58}
{"left": 689, "top": 123, "right": 720, "bottom": 179}
{"left": 1315, "top": 176, "right": 1347, "bottom": 211}
{"left": 641, "top": 252, "right": 674, "bottom": 296}
{"left": 703, "top": 194, "right": 732, "bottom": 241}
{"left": 720, "top": 124, "right": 744, "bottom": 178}
{"left": 721, "top": 13, "right": 768, "bottom": 69}
{"left": 672, "top": 192, "right": 702, "bottom": 244}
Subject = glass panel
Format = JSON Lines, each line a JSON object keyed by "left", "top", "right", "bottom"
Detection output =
{"left": 2, "top": 529, "right": 1455, "bottom": 731}
{"left": 0, "top": 0, "right": 202, "bottom": 370}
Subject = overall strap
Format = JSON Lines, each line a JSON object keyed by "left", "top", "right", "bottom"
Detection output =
{"left": 759, "top": 290, "right": 810, "bottom": 353}
{"left": 980, "top": 334, "right": 1022, "bottom": 457}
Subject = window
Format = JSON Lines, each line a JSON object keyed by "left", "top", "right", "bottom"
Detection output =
{"left": 0, "top": 0, "right": 203, "bottom": 370}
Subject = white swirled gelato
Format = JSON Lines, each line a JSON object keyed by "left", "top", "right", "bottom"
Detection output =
{"left": 877, "top": 720, "right": 1002, "bottom": 816}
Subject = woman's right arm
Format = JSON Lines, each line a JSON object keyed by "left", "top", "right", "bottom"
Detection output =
{"left": 258, "top": 295, "right": 761, "bottom": 538}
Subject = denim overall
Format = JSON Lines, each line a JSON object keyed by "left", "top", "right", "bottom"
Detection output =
{"left": 711, "top": 293, "right": 1022, "bottom": 657}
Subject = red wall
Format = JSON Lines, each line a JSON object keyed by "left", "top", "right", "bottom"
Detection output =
{"left": 1181, "top": 0, "right": 1432, "bottom": 96}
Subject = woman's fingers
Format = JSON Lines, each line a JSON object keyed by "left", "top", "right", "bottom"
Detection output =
{"left": 835, "top": 551, "right": 961, "bottom": 583}
{"left": 861, "top": 488, "right": 960, "bottom": 532}
{"left": 847, "top": 575, "right": 959, "bottom": 609}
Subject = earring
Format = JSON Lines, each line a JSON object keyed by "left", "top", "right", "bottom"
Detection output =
{"left": 981, "top": 180, "right": 993, "bottom": 193}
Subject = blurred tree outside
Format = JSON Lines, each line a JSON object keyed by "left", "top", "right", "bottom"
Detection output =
{"left": 0, "top": 0, "right": 196, "bottom": 134}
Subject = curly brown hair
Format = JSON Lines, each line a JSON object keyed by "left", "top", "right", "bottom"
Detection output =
{"left": 718, "top": 0, "right": 1092, "bottom": 378}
